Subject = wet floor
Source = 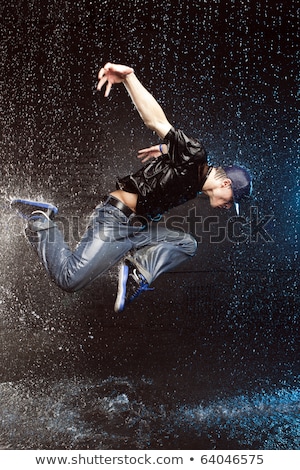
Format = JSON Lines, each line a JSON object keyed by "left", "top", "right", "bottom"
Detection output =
{"left": 0, "top": 0, "right": 299, "bottom": 450}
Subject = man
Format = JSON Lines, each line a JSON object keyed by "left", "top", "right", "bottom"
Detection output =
{"left": 11, "top": 62, "right": 252, "bottom": 312}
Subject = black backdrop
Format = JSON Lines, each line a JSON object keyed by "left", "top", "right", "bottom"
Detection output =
{"left": 0, "top": 0, "right": 299, "bottom": 450}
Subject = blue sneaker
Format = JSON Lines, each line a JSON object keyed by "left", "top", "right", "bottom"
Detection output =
{"left": 10, "top": 198, "right": 58, "bottom": 220}
{"left": 114, "top": 261, "right": 154, "bottom": 313}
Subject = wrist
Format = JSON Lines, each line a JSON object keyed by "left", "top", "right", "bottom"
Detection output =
{"left": 124, "top": 70, "right": 135, "bottom": 83}
{"left": 159, "top": 143, "right": 167, "bottom": 154}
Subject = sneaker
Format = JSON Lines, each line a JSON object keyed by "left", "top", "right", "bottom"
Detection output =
{"left": 114, "top": 261, "right": 154, "bottom": 313}
{"left": 10, "top": 198, "right": 58, "bottom": 220}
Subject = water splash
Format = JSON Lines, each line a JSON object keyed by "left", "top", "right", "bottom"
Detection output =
{"left": 0, "top": 377, "right": 299, "bottom": 450}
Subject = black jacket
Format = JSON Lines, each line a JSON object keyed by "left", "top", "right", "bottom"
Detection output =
{"left": 116, "top": 128, "right": 208, "bottom": 219}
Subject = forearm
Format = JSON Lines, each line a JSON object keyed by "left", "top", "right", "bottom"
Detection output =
{"left": 123, "top": 73, "right": 172, "bottom": 139}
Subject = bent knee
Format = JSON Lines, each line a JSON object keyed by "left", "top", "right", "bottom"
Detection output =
{"left": 54, "top": 276, "right": 85, "bottom": 293}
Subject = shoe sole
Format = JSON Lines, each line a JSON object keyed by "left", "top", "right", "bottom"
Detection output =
{"left": 10, "top": 198, "right": 58, "bottom": 219}
{"left": 114, "top": 263, "right": 129, "bottom": 313}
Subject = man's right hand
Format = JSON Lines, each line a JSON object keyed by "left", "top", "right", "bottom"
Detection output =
{"left": 97, "top": 62, "right": 134, "bottom": 97}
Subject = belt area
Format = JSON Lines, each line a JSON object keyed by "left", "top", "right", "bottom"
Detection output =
{"left": 104, "top": 196, "right": 134, "bottom": 218}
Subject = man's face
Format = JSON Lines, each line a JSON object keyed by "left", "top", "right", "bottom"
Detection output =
{"left": 209, "top": 184, "right": 234, "bottom": 210}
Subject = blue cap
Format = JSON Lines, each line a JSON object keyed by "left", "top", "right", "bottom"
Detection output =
{"left": 224, "top": 165, "right": 252, "bottom": 214}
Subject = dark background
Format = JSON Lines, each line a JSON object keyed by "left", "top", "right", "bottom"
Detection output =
{"left": 0, "top": 0, "right": 299, "bottom": 450}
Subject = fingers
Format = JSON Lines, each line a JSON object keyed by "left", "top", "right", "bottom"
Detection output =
{"left": 97, "top": 64, "right": 112, "bottom": 94}
{"left": 98, "top": 63, "right": 112, "bottom": 79}
{"left": 104, "top": 82, "right": 112, "bottom": 97}
{"left": 137, "top": 150, "right": 150, "bottom": 162}
{"left": 97, "top": 69, "right": 113, "bottom": 96}
{"left": 97, "top": 63, "right": 134, "bottom": 96}
{"left": 137, "top": 149, "right": 152, "bottom": 160}
{"left": 138, "top": 146, "right": 158, "bottom": 155}
{"left": 137, "top": 146, "right": 161, "bottom": 163}
{"left": 137, "top": 148, "right": 150, "bottom": 155}
{"left": 98, "top": 67, "right": 104, "bottom": 80}
{"left": 139, "top": 155, "right": 152, "bottom": 163}
{"left": 97, "top": 75, "right": 107, "bottom": 91}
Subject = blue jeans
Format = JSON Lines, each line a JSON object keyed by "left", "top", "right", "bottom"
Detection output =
{"left": 26, "top": 198, "right": 197, "bottom": 292}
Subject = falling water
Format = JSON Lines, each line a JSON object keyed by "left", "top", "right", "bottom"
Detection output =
{"left": 0, "top": 0, "right": 298, "bottom": 450}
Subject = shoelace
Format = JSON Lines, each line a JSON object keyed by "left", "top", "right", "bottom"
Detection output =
{"left": 129, "top": 270, "right": 154, "bottom": 302}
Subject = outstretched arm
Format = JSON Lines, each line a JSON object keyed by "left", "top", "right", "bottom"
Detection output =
{"left": 97, "top": 62, "right": 172, "bottom": 139}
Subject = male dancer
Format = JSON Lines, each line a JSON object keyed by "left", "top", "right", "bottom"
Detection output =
{"left": 12, "top": 62, "right": 252, "bottom": 312}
